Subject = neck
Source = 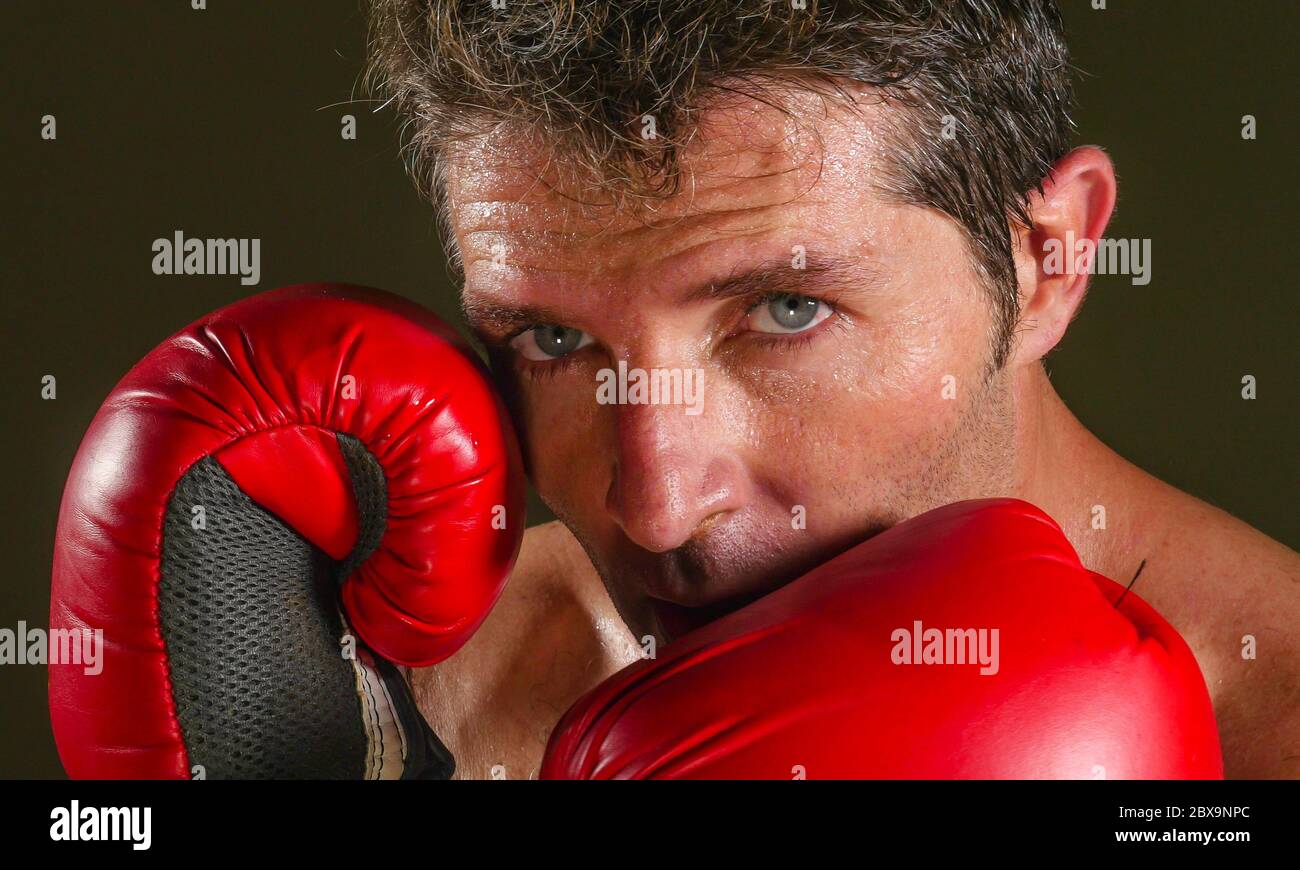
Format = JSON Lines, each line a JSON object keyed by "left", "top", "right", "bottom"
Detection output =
{"left": 1009, "top": 363, "right": 1148, "bottom": 581}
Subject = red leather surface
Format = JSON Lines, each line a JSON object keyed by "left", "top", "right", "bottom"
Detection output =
{"left": 541, "top": 499, "right": 1223, "bottom": 780}
{"left": 49, "top": 284, "right": 525, "bottom": 778}
{"left": 216, "top": 426, "right": 358, "bottom": 561}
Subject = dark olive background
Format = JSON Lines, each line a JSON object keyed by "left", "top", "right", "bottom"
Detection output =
{"left": 2, "top": 1, "right": 1295, "bottom": 777}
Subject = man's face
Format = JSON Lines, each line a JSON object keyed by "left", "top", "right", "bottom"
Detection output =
{"left": 447, "top": 90, "right": 1018, "bottom": 643}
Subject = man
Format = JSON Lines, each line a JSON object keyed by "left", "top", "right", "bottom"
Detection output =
{"left": 367, "top": 0, "right": 1299, "bottom": 778}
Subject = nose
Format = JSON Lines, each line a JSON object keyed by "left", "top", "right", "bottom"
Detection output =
{"left": 605, "top": 398, "right": 746, "bottom": 553}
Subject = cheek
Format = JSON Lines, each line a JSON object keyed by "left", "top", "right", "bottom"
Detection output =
{"left": 857, "top": 229, "right": 999, "bottom": 459}
{"left": 505, "top": 367, "right": 609, "bottom": 520}
{"left": 739, "top": 286, "right": 995, "bottom": 522}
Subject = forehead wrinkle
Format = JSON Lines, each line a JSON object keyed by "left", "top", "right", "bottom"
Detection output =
{"left": 450, "top": 131, "right": 833, "bottom": 269}
{"left": 457, "top": 173, "right": 820, "bottom": 241}
{"left": 463, "top": 189, "right": 834, "bottom": 288}
{"left": 456, "top": 199, "right": 844, "bottom": 296}
{"left": 582, "top": 194, "right": 837, "bottom": 288}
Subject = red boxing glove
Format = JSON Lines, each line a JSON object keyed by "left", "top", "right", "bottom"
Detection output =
{"left": 50, "top": 284, "right": 524, "bottom": 778}
{"left": 542, "top": 499, "right": 1222, "bottom": 779}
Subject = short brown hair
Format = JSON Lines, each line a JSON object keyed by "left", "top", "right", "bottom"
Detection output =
{"left": 366, "top": 0, "right": 1075, "bottom": 364}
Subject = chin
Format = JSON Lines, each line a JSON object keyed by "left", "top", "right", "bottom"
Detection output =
{"left": 598, "top": 515, "right": 896, "bottom": 645}
{"left": 646, "top": 578, "right": 796, "bottom": 644}
{"left": 648, "top": 596, "right": 730, "bottom": 644}
{"left": 636, "top": 524, "right": 898, "bottom": 644}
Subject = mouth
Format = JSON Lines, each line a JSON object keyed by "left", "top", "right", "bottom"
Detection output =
{"left": 648, "top": 588, "right": 770, "bottom": 644}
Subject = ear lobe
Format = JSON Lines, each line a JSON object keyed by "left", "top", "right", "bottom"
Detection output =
{"left": 1010, "top": 146, "right": 1118, "bottom": 365}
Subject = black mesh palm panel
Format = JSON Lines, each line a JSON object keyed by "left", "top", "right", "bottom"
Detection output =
{"left": 158, "top": 450, "right": 370, "bottom": 779}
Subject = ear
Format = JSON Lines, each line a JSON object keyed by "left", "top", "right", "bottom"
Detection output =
{"left": 1008, "top": 147, "right": 1117, "bottom": 366}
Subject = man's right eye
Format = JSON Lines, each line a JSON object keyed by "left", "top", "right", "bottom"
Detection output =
{"left": 509, "top": 324, "right": 593, "bottom": 361}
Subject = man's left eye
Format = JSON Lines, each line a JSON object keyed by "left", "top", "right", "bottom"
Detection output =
{"left": 509, "top": 324, "right": 594, "bottom": 361}
{"left": 745, "top": 293, "right": 833, "bottom": 334}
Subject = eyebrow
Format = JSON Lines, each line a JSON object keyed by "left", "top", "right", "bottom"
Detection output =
{"left": 684, "top": 253, "right": 864, "bottom": 304}
{"left": 461, "top": 251, "right": 870, "bottom": 341}
{"left": 461, "top": 298, "right": 579, "bottom": 343}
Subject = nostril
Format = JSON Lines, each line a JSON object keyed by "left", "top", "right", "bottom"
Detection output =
{"left": 692, "top": 510, "right": 729, "bottom": 539}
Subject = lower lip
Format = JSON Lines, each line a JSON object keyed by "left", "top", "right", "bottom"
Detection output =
{"left": 649, "top": 597, "right": 740, "bottom": 642}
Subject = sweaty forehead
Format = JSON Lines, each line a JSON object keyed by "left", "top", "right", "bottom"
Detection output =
{"left": 443, "top": 85, "right": 891, "bottom": 278}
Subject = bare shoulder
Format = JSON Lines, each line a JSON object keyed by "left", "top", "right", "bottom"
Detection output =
{"left": 1129, "top": 481, "right": 1300, "bottom": 779}
{"left": 408, "top": 521, "right": 638, "bottom": 780}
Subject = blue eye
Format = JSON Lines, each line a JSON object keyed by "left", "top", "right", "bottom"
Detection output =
{"left": 747, "top": 294, "right": 832, "bottom": 334}
{"left": 510, "top": 324, "right": 593, "bottom": 361}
